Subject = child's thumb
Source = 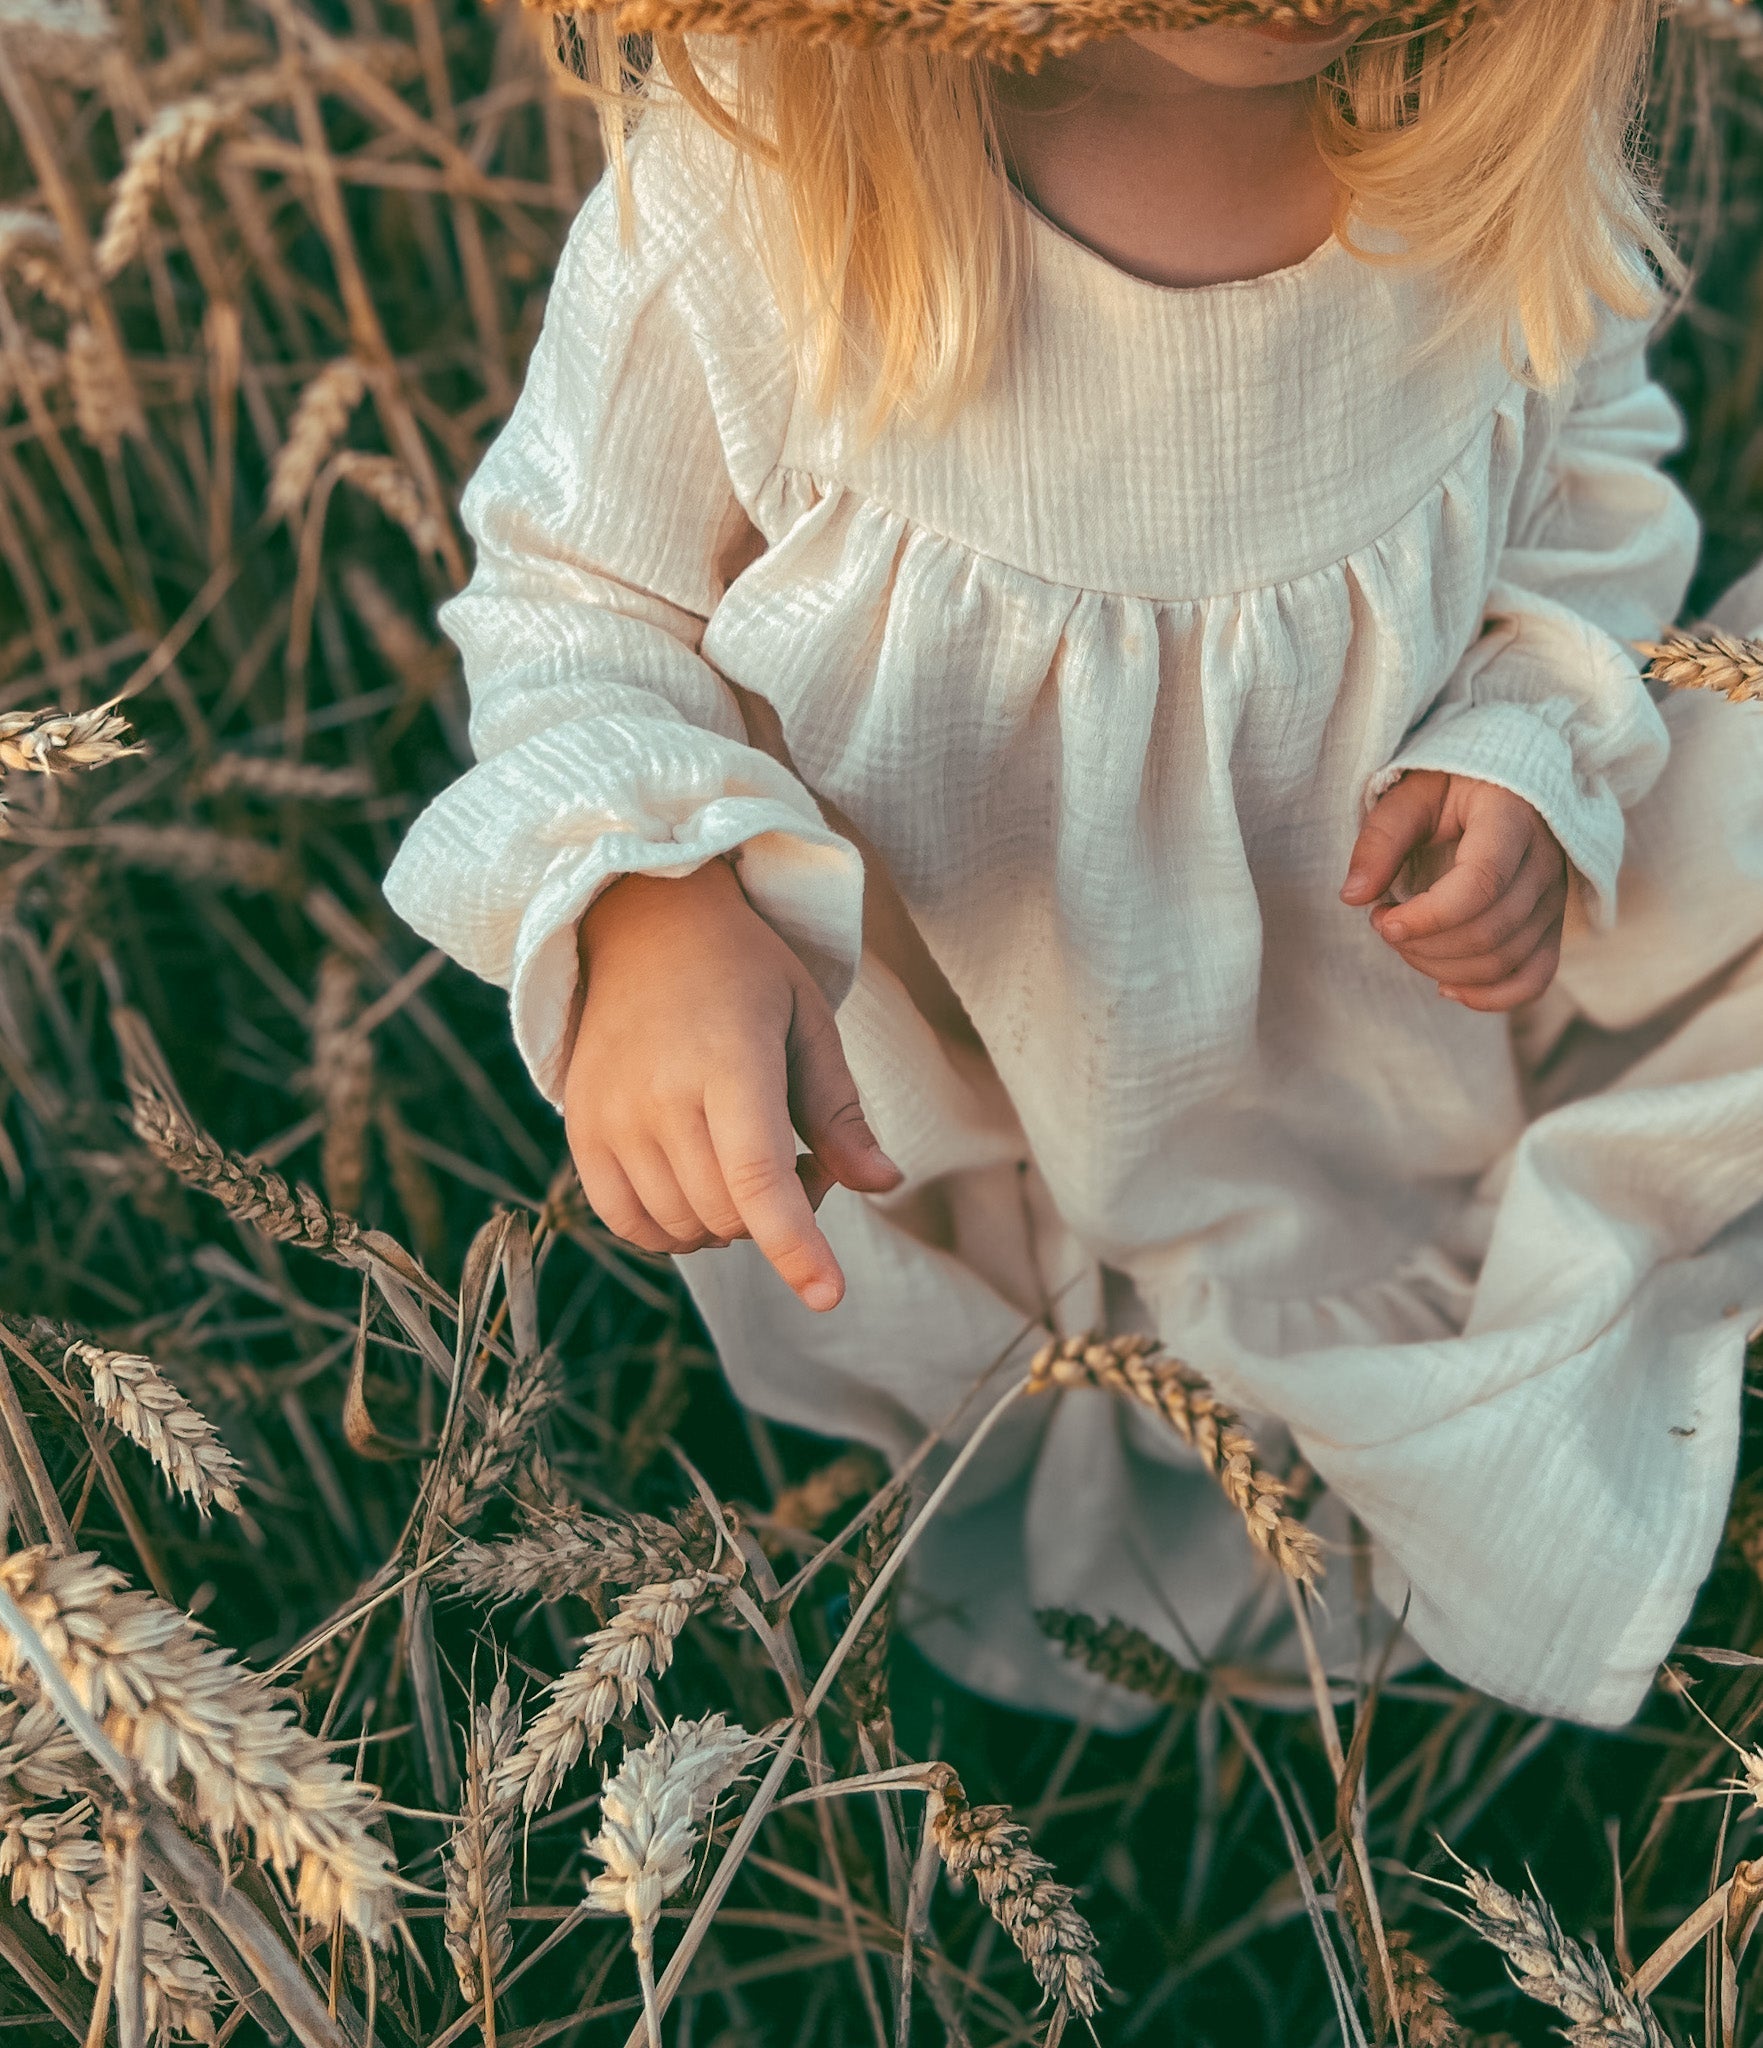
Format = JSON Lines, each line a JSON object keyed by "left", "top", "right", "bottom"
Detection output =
{"left": 1341, "top": 771, "right": 1441, "bottom": 906}
{"left": 788, "top": 1005, "right": 903, "bottom": 1193}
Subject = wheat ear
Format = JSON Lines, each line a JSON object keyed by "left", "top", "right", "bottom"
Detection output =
{"left": 0, "top": 1547, "right": 400, "bottom": 1943}
{"left": 435, "top": 1351, "right": 558, "bottom": 1531}
{"left": 129, "top": 1076, "right": 364, "bottom": 1262}
{"left": 1036, "top": 1609, "right": 1207, "bottom": 1710}
{"left": 497, "top": 1575, "right": 723, "bottom": 1819}
{"left": 0, "top": 1796, "right": 220, "bottom": 2043}
{"left": 926, "top": 1764, "right": 1107, "bottom": 2024}
{"left": 0, "top": 703, "right": 136, "bottom": 776}
{"left": 838, "top": 1487, "right": 907, "bottom": 1743}
{"left": 308, "top": 952, "right": 372, "bottom": 1217}
{"left": 95, "top": 96, "right": 235, "bottom": 278}
{"left": 1453, "top": 1860, "right": 1666, "bottom": 2048}
{"left": 1672, "top": 0, "right": 1763, "bottom": 58}
{"left": 769, "top": 1449, "right": 886, "bottom": 1534}
{"left": 1027, "top": 1334, "right": 1323, "bottom": 1585}
{"left": 0, "top": 1696, "right": 85, "bottom": 1802}
{"left": 444, "top": 1503, "right": 719, "bottom": 1608}
{"left": 201, "top": 754, "right": 372, "bottom": 801}
{"left": 583, "top": 1714, "right": 765, "bottom": 2045}
{"left": 64, "top": 1341, "right": 243, "bottom": 1518}
{"left": 268, "top": 359, "right": 368, "bottom": 517}
{"left": 443, "top": 1677, "right": 518, "bottom": 2005}
{"left": 1637, "top": 628, "right": 1763, "bottom": 703}
{"left": 331, "top": 452, "right": 446, "bottom": 555}
{"left": 65, "top": 322, "right": 139, "bottom": 451}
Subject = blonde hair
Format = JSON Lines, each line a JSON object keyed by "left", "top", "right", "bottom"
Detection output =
{"left": 550, "top": 1, "right": 1674, "bottom": 426}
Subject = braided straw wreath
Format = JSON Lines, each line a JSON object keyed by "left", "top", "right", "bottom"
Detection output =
{"left": 517, "top": 0, "right": 1488, "bottom": 64}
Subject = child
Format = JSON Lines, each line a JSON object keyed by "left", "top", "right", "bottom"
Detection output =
{"left": 385, "top": 0, "right": 1763, "bottom": 1727}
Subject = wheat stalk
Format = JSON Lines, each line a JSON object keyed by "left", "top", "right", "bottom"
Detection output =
{"left": 308, "top": 952, "right": 372, "bottom": 1216}
{"left": 128, "top": 1076, "right": 365, "bottom": 1263}
{"left": 1036, "top": 1609, "right": 1207, "bottom": 1710}
{"left": 1027, "top": 1334, "right": 1323, "bottom": 1585}
{"left": 0, "top": 1547, "right": 401, "bottom": 1943}
{"left": 268, "top": 359, "right": 368, "bottom": 518}
{"left": 497, "top": 1574, "right": 723, "bottom": 1818}
{"left": 1637, "top": 628, "right": 1763, "bottom": 702}
{"left": 0, "top": 1796, "right": 220, "bottom": 2044}
{"left": 1452, "top": 1860, "right": 1666, "bottom": 2047}
{"left": 332, "top": 452, "right": 446, "bottom": 555}
{"left": 443, "top": 1676, "right": 518, "bottom": 2006}
{"left": 96, "top": 97, "right": 236, "bottom": 279}
{"left": 583, "top": 1715, "right": 766, "bottom": 2046}
{"left": 926, "top": 1763, "right": 1107, "bottom": 2025}
{"left": 64, "top": 1341, "right": 244, "bottom": 1518}
{"left": 199, "top": 754, "right": 372, "bottom": 801}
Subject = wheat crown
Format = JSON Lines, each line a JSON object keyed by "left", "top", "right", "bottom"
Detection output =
{"left": 515, "top": 0, "right": 1487, "bottom": 64}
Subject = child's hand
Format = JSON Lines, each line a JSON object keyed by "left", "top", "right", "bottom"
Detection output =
{"left": 1340, "top": 770, "right": 1568, "bottom": 1012}
{"left": 564, "top": 861, "right": 902, "bottom": 1312}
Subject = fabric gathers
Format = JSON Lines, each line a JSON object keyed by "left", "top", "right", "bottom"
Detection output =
{"left": 385, "top": 114, "right": 1763, "bottom": 1729}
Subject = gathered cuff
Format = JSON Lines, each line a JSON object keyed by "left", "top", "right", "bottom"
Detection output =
{"left": 1369, "top": 700, "right": 1628, "bottom": 928}
{"left": 384, "top": 751, "right": 866, "bottom": 1106}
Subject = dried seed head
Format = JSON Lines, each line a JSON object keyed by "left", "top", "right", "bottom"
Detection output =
{"left": 0, "top": 1548, "right": 401, "bottom": 1944}
{"left": 1673, "top": 0, "right": 1763, "bottom": 54}
{"left": 0, "top": 703, "right": 136, "bottom": 779}
{"left": 1457, "top": 1865, "right": 1666, "bottom": 2047}
{"left": 1637, "top": 629, "right": 1763, "bottom": 704}
{"left": 99, "top": 823, "right": 287, "bottom": 893}
{"left": 307, "top": 952, "right": 372, "bottom": 1216}
{"left": 96, "top": 97, "right": 236, "bottom": 278}
{"left": 435, "top": 1351, "right": 558, "bottom": 1532}
{"left": 200, "top": 754, "right": 373, "bottom": 801}
{"left": 269, "top": 360, "right": 368, "bottom": 517}
{"left": 497, "top": 1574, "right": 721, "bottom": 1818}
{"left": 1028, "top": 1334, "right": 1323, "bottom": 1585}
{"left": 66, "top": 322, "right": 142, "bottom": 452}
{"left": 444, "top": 1501, "right": 721, "bottom": 1608}
{"left": 769, "top": 1448, "right": 886, "bottom": 1535}
{"left": 0, "top": 1698, "right": 85, "bottom": 1802}
{"left": 582, "top": 1715, "right": 764, "bottom": 1959}
{"left": 838, "top": 1486, "right": 907, "bottom": 1740}
{"left": 0, "top": 1796, "right": 219, "bottom": 2043}
{"left": 1036, "top": 1609, "right": 1206, "bottom": 1710}
{"left": 927, "top": 1765, "right": 1106, "bottom": 2022}
{"left": 65, "top": 1341, "right": 244, "bottom": 1517}
{"left": 129, "top": 1078, "right": 364, "bottom": 1263}
{"left": 0, "top": 0, "right": 116, "bottom": 82}
{"left": 332, "top": 452, "right": 445, "bottom": 556}
{"left": 443, "top": 1677, "right": 519, "bottom": 2004}
{"left": 0, "top": 210, "right": 77, "bottom": 309}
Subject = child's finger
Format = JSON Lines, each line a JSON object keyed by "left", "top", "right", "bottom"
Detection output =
{"left": 1377, "top": 843, "right": 1561, "bottom": 965}
{"left": 1437, "top": 937, "right": 1562, "bottom": 1012}
{"left": 1377, "top": 805, "right": 1532, "bottom": 945}
{"left": 1341, "top": 773, "right": 1445, "bottom": 906}
{"left": 572, "top": 1142, "right": 683, "bottom": 1256}
{"left": 703, "top": 1073, "right": 847, "bottom": 1310}
{"left": 1402, "top": 890, "right": 1564, "bottom": 987}
{"left": 659, "top": 1113, "right": 751, "bottom": 1245}
{"left": 786, "top": 997, "right": 903, "bottom": 1193}
{"left": 621, "top": 1136, "right": 727, "bottom": 1250}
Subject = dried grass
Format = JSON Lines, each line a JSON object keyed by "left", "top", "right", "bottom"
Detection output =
{"left": 1638, "top": 628, "right": 1763, "bottom": 701}
{"left": 0, "top": 5, "right": 1760, "bottom": 2045}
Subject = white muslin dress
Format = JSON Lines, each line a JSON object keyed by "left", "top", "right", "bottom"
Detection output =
{"left": 384, "top": 113, "right": 1763, "bottom": 1729}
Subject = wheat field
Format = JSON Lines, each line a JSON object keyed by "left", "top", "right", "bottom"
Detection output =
{"left": 3, "top": 4, "right": 1763, "bottom": 2046}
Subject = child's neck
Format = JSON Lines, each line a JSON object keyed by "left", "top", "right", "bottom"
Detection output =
{"left": 992, "top": 41, "right": 1341, "bottom": 291}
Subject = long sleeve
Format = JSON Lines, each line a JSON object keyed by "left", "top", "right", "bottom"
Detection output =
{"left": 382, "top": 126, "right": 864, "bottom": 1105}
{"left": 1372, "top": 310, "right": 1697, "bottom": 923}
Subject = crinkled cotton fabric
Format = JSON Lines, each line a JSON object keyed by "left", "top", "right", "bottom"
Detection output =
{"left": 384, "top": 114, "right": 1763, "bottom": 1728}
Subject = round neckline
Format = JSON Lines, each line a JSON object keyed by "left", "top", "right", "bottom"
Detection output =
{"left": 1009, "top": 184, "right": 1346, "bottom": 303}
